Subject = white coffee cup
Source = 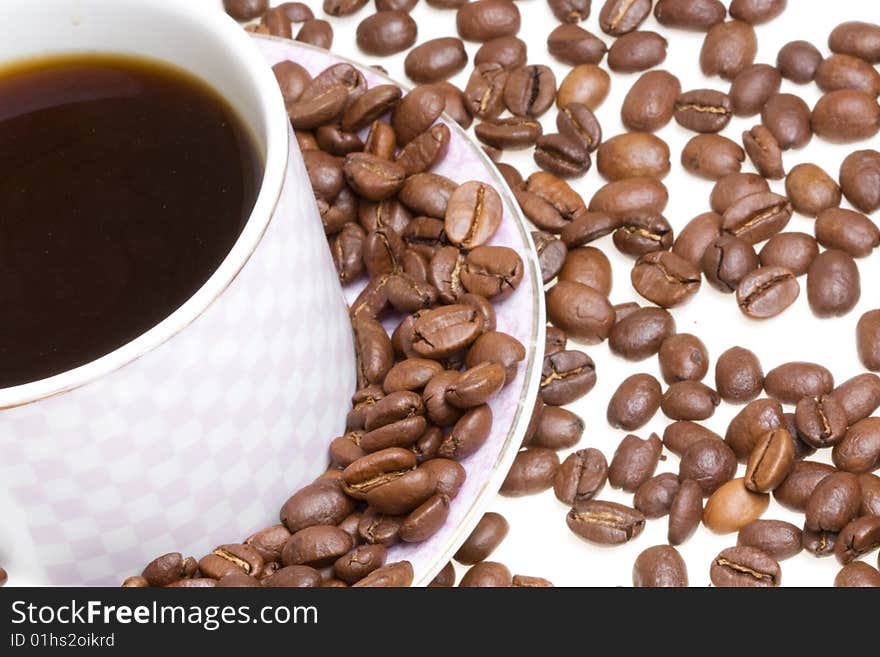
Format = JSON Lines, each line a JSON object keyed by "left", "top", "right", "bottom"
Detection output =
{"left": 0, "top": 0, "right": 356, "bottom": 585}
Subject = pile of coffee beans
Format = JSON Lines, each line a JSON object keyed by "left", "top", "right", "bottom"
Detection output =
{"left": 122, "top": 0, "right": 880, "bottom": 587}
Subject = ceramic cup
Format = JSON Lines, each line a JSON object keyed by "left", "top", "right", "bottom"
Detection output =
{"left": 0, "top": 0, "right": 356, "bottom": 585}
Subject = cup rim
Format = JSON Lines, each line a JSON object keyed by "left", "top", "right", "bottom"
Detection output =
{"left": 0, "top": 0, "right": 290, "bottom": 409}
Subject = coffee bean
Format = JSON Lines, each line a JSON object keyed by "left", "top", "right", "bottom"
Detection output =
{"left": 812, "top": 90, "right": 880, "bottom": 143}
{"left": 829, "top": 21, "right": 880, "bottom": 64}
{"left": 475, "top": 117, "right": 542, "bottom": 150}
{"left": 334, "top": 545, "right": 387, "bottom": 584}
{"left": 681, "top": 134, "right": 744, "bottom": 180}
{"left": 323, "top": 0, "right": 368, "bottom": 16}
{"left": 224, "top": 0, "right": 268, "bottom": 20}
{"left": 357, "top": 508, "right": 402, "bottom": 547}
{"left": 805, "top": 472, "right": 861, "bottom": 533}
{"left": 529, "top": 406, "right": 584, "bottom": 450}
{"left": 453, "top": 512, "right": 509, "bottom": 565}
{"left": 560, "top": 212, "right": 621, "bottom": 247}
{"left": 725, "top": 398, "right": 785, "bottom": 461}
{"left": 501, "top": 447, "right": 560, "bottom": 496}
{"left": 807, "top": 249, "right": 861, "bottom": 318}
{"left": 609, "top": 307, "right": 675, "bottom": 361}
{"left": 774, "top": 460, "right": 836, "bottom": 512}
{"left": 715, "top": 345, "right": 764, "bottom": 403}
{"left": 674, "top": 89, "right": 733, "bottom": 133}
{"left": 673, "top": 212, "right": 723, "bottom": 266}
{"left": 443, "top": 362, "right": 504, "bottom": 409}
{"left": 516, "top": 171, "right": 586, "bottom": 233}
{"left": 633, "top": 473, "right": 680, "bottom": 518}
{"left": 816, "top": 208, "right": 880, "bottom": 258}
{"left": 556, "top": 64, "right": 610, "bottom": 111}
{"left": 662, "top": 381, "right": 720, "bottom": 421}
{"left": 273, "top": 61, "right": 312, "bottom": 105}
{"left": 475, "top": 36, "right": 528, "bottom": 68}
{"left": 608, "top": 31, "right": 668, "bottom": 72}
{"left": 296, "top": 19, "right": 334, "bottom": 48}
{"left": 832, "top": 417, "right": 880, "bottom": 474}
{"left": 710, "top": 172, "right": 770, "bottom": 214}
{"left": 795, "top": 395, "right": 848, "bottom": 449}
{"left": 742, "top": 124, "right": 785, "bottom": 179}
{"left": 466, "top": 331, "right": 525, "bottom": 383}
{"left": 353, "top": 561, "right": 414, "bottom": 587}
{"left": 762, "top": 93, "right": 813, "bottom": 150}
{"left": 121, "top": 576, "right": 150, "bottom": 588}
{"left": 633, "top": 545, "right": 689, "bottom": 588}
{"left": 608, "top": 433, "right": 663, "bottom": 492}
{"left": 546, "top": 280, "right": 615, "bottom": 344}
{"left": 281, "top": 480, "right": 357, "bottom": 534}
{"left": 835, "top": 562, "right": 880, "bottom": 587}
{"left": 142, "top": 553, "right": 194, "bottom": 587}
{"left": 736, "top": 267, "right": 800, "bottom": 320}
{"left": 547, "top": 24, "right": 608, "bottom": 66}
{"left": 504, "top": 65, "right": 557, "bottom": 117}
{"left": 777, "top": 40, "right": 822, "bottom": 83}
{"left": 412, "top": 304, "right": 483, "bottom": 359}
{"left": 757, "top": 232, "right": 817, "bottom": 277}
{"left": 729, "top": 64, "right": 782, "bottom": 117}
{"left": 556, "top": 104, "right": 602, "bottom": 154}
{"left": 282, "top": 526, "right": 354, "bottom": 568}
{"left": 802, "top": 528, "right": 837, "bottom": 558}
{"left": 405, "top": 38, "right": 468, "bottom": 84}
{"left": 567, "top": 500, "right": 646, "bottom": 545}
{"left": 597, "top": 132, "right": 670, "bottom": 181}
{"left": 541, "top": 350, "right": 596, "bottom": 405}
{"left": 459, "top": 561, "right": 512, "bottom": 587}
{"left": 613, "top": 214, "right": 673, "bottom": 258}
{"left": 631, "top": 251, "right": 701, "bottom": 308}
{"left": 460, "top": 246, "right": 523, "bottom": 299}
{"left": 391, "top": 86, "right": 444, "bottom": 145}
{"left": 764, "top": 362, "right": 834, "bottom": 405}
{"left": 599, "top": 0, "right": 652, "bottom": 36}
{"left": 744, "top": 429, "right": 795, "bottom": 493}
{"left": 737, "top": 519, "right": 802, "bottom": 560}
{"left": 439, "top": 404, "right": 493, "bottom": 459}
{"left": 512, "top": 574, "right": 554, "bottom": 587}
{"left": 832, "top": 373, "right": 880, "bottom": 425}
{"left": 356, "top": 11, "right": 417, "bottom": 56}
{"left": 702, "top": 235, "right": 759, "bottom": 293}
{"left": 835, "top": 516, "right": 880, "bottom": 565}
{"left": 547, "top": 0, "right": 591, "bottom": 23}
{"left": 701, "top": 20, "right": 757, "bottom": 79}
{"left": 679, "top": 438, "right": 738, "bottom": 495}
{"left": 663, "top": 421, "right": 723, "bottom": 457}
{"left": 839, "top": 149, "right": 880, "bottom": 214}
{"left": 857, "top": 309, "right": 880, "bottom": 372}
{"left": 653, "top": 0, "right": 726, "bottom": 31}
{"left": 400, "top": 493, "right": 450, "bottom": 542}
{"left": 558, "top": 246, "right": 612, "bottom": 295}
{"left": 420, "top": 459, "right": 466, "bottom": 499}
{"left": 607, "top": 373, "right": 662, "bottom": 431}
{"left": 534, "top": 133, "right": 592, "bottom": 178}
{"left": 658, "top": 334, "right": 708, "bottom": 384}
{"left": 722, "top": 191, "right": 792, "bottom": 244}
{"left": 816, "top": 54, "right": 880, "bottom": 95}
{"left": 668, "top": 479, "right": 704, "bottom": 545}
{"left": 730, "top": 0, "right": 786, "bottom": 24}
{"left": 456, "top": 0, "right": 521, "bottom": 42}
{"left": 428, "top": 561, "right": 455, "bottom": 587}
{"left": 554, "top": 448, "right": 608, "bottom": 505}
{"left": 704, "top": 478, "right": 769, "bottom": 533}
{"left": 859, "top": 473, "right": 880, "bottom": 516}
{"left": 710, "top": 546, "right": 780, "bottom": 587}
{"left": 783, "top": 163, "right": 841, "bottom": 218}
{"left": 621, "top": 70, "right": 681, "bottom": 132}
{"left": 588, "top": 177, "right": 667, "bottom": 216}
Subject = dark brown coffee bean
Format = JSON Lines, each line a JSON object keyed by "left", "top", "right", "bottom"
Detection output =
{"left": 803, "top": 527, "right": 838, "bottom": 558}
{"left": 331, "top": 222, "right": 366, "bottom": 284}
{"left": 316, "top": 124, "right": 364, "bottom": 157}
{"left": 501, "top": 447, "right": 560, "bottom": 496}
{"left": 715, "top": 347, "right": 763, "bottom": 405}
{"left": 816, "top": 208, "right": 880, "bottom": 258}
{"left": 613, "top": 214, "right": 673, "bottom": 258}
{"left": 744, "top": 429, "right": 795, "bottom": 493}
{"left": 224, "top": 0, "right": 267, "bottom": 20}
{"left": 395, "top": 124, "right": 451, "bottom": 176}
{"left": 704, "top": 478, "right": 769, "bottom": 533}
{"left": 725, "top": 398, "right": 785, "bottom": 461}
{"left": 376, "top": 0, "right": 418, "bottom": 10}
{"left": 532, "top": 231, "right": 568, "bottom": 284}
{"left": 475, "top": 117, "right": 542, "bottom": 150}
{"left": 658, "top": 334, "right": 708, "bottom": 384}
{"left": 559, "top": 211, "right": 620, "bottom": 248}
{"left": 861, "top": 473, "right": 880, "bottom": 517}
{"left": 663, "top": 421, "right": 723, "bottom": 457}
{"left": 835, "top": 561, "right": 880, "bottom": 587}
{"left": 456, "top": 0, "right": 520, "bottom": 42}
{"left": 599, "top": 0, "right": 651, "bottom": 36}
{"left": 633, "top": 473, "right": 680, "bottom": 518}
{"left": 774, "top": 460, "right": 836, "bottom": 512}
{"left": 835, "top": 515, "right": 880, "bottom": 565}
{"left": 736, "top": 267, "right": 799, "bottom": 320}
{"left": 541, "top": 350, "right": 596, "bottom": 405}
{"left": 273, "top": 61, "right": 311, "bottom": 105}
{"left": 832, "top": 373, "right": 880, "bottom": 425}
{"left": 589, "top": 177, "right": 669, "bottom": 216}
{"left": 420, "top": 459, "right": 466, "bottom": 500}
{"left": 343, "top": 153, "right": 405, "bottom": 203}
{"left": 816, "top": 54, "right": 880, "bottom": 95}
{"left": 352, "top": 560, "right": 414, "bottom": 587}
{"left": 681, "top": 134, "right": 744, "bottom": 180}
{"left": 323, "top": 0, "right": 368, "bottom": 15}
{"left": 783, "top": 163, "right": 841, "bottom": 218}
{"left": 608, "top": 432, "right": 663, "bottom": 492}
{"left": 621, "top": 70, "right": 681, "bottom": 132}
{"left": 807, "top": 249, "right": 861, "bottom": 318}
{"left": 546, "top": 280, "right": 615, "bottom": 344}
{"left": 700, "top": 20, "right": 757, "bottom": 80}
{"left": 631, "top": 251, "right": 701, "bottom": 308}
{"left": 545, "top": 326, "right": 568, "bottom": 356}
{"left": 763, "top": 362, "right": 834, "bottom": 405}
{"left": 282, "top": 526, "right": 354, "bottom": 569}
{"left": 673, "top": 212, "right": 723, "bottom": 266}
{"left": 762, "top": 93, "right": 813, "bottom": 150}
{"left": 356, "top": 508, "right": 402, "bottom": 547}
{"left": 261, "top": 565, "right": 321, "bottom": 588}
{"left": 812, "top": 90, "right": 880, "bottom": 143}
{"left": 363, "top": 228, "right": 406, "bottom": 279}
{"left": 633, "top": 545, "right": 688, "bottom": 587}
{"left": 795, "top": 395, "right": 848, "bottom": 449}
{"left": 608, "top": 31, "right": 667, "bottom": 72}
{"left": 428, "top": 561, "right": 455, "bottom": 588}
{"left": 674, "top": 89, "right": 733, "bottom": 133}
{"left": 839, "top": 149, "right": 880, "bottom": 214}
{"left": 534, "top": 133, "right": 592, "bottom": 178}
{"left": 858, "top": 310, "right": 880, "bottom": 372}
{"left": 757, "top": 232, "right": 817, "bottom": 277}
{"left": 464, "top": 63, "right": 508, "bottom": 120}
{"left": 281, "top": 480, "right": 357, "bottom": 534}
{"left": 474, "top": 35, "right": 527, "bottom": 69}
{"left": 444, "top": 181, "right": 503, "bottom": 249}
{"left": 288, "top": 83, "right": 349, "bottom": 131}
{"left": 412, "top": 304, "right": 483, "bottom": 359}
{"left": 333, "top": 545, "right": 387, "bottom": 586}
{"left": 391, "top": 86, "right": 444, "bottom": 145}
{"left": 547, "top": 24, "right": 608, "bottom": 66}
{"left": 597, "top": 132, "right": 670, "bottom": 181}
{"left": 702, "top": 234, "right": 759, "bottom": 293}
{"left": 295, "top": 19, "right": 334, "bottom": 48}
{"left": 607, "top": 374, "right": 662, "bottom": 431}
{"left": 737, "top": 519, "right": 802, "bottom": 560}
{"left": 554, "top": 448, "right": 608, "bottom": 505}
{"left": 829, "top": 21, "right": 880, "bottom": 63}
{"left": 504, "top": 65, "right": 556, "bottom": 118}
{"left": 517, "top": 171, "right": 586, "bottom": 233}
{"left": 742, "top": 124, "right": 785, "bottom": 179}
{"left": 426, "top": 80, "right": 472, "bottom": 129}
{"left": 445, "top": 362, "right": 505, "bottom": 409}
{"left": 399, "top": 493, "right": 450, "bottom": 542}
{"left": 668, "top": 479, "right": 704, "bottom": 545}
{"left": 722, "top": 191, "right": 792, "bottom": 244}
{"left": 363, "top": 120, "right": 398, "bottom": 160}
{"left": 678, "top": 438, "right": 737, "bottom": 496}
{"left": 608, "top": 307, "right": 675, "bottom": 361}
{"left": 356, "top": 11, "right": 417, "bottom": 56}
{"left": 454, "top": 512, "right": 509, "bottom": 565}
{"left": 530, "top": 406, "right": 584, "bottom": 450}
{"left": 710, "top": 172, "right": 770, "bottom": 215}
{"left": 710, "top": 546, "right": 780, "bottom": 587}
{"left": 805, "top": 472, "right": 861, "bottom": 533}
{"left": 556, "top": 104, "right": 602, "bottom": 154}
{"left": 653, "top": 0, "right": 725, "bottom": 31}
{"left": 556, "top": 65, "right": 610, "bottom": 112}
{"left": 459, "top": 561, "right": 511, "bottom": 587}
{"left": 729, "top": 0, "right": 786, "bottom": 24}
{"left": 439, "top": 404, "right": 492, "bottom": 460}
{"left": 729, "top": 64, "right": 782, "bottom": 117}
{"left": 833, "top": 417, "right": 880, "bottom": 474}
{"left": 567, "top": 500, "right": 646, "bottom": 545}
{"left": 142, "top": 553, "right": 192, "bottom": 587}
{"left": 662, "top": 381, "right": 720, "bottom": 421}
{"left": 547, "top": 0, "right": 591, "bottom": 23}
{"left": 405, "top": 38, "right": 468, "bottom": 84}
{"left": 776, "top": 39, "right": 821, "bottom": 83}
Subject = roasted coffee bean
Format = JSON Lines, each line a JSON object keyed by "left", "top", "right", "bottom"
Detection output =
{"left": 722, "top": 191, "right": 792, "bottom": 244}
{"left": 567, "top": 500, "right": 645, "bottom": 545}
{"left": 835, "top": 562, "right": 880, "bottom": 587}
{"left": 426, "top": 81, "right": 472, "bottom": 129}
{"left": 554, "top": 448, "right": 608, "bottom": 505}
{"left": 511, "top": 575, "right": 554, "bottom": 587}
{"left": 658, "top": 334, "right": 709, "bottom": 384}
{"left": 673, "top": 212, "right": 723, "bottom": 266}
{"left": 504, "top": 65, "right": 556, "bottom": 118}
{"left": 296, "top": 19, "right": 334, "bottom": 48}
{"left": 795, "top": 395, "right": 848, "bottom": 449}
{"left": 260, "top": 7, "right": 294, "bottom": 37}
{"left": 517, "top": 171, "right": 586, "bottom": 233}
{"left": 546, "top": 280, "right": 615, "bottom": 344}
{"left": 394, "top": 124, "right": 451, "bottom": 175}
{"left": 547, "top": 0, "right": 591, "bottom": 23}
{"left": 363, "top": 228, "right": 405, "bottom": 277}
{"left": 475, "top": 117, "right": 542, "bottom": 150}
{"left": 633, "top": 473, "right": 680, "bottom": 518}
{"left": 597, "top": 132, "right": 670, "bottom": 181}
{"left": 281, "top": 480, "right": 357, "bottom": 534}
{"left": 710, "top": 172, "right": 770, "bottom": 215}
{"left": 609, "top": 307, "right": 675, "bottom": 361}
{"left": 376, "top": 0, "right": 418, "bottom": 10}
{"left": 323, "top": 0, "right": 368, "bottom": 16}
{"left": 784, "top": 164, "right": 841, "bottom": 218}
{"left": 356, "top": 11, "right": 417, "bottom": 56}
{"left": 245, "top": 525, "right": 292, "bottom": 564}
{"left": 668, "top": 479, "right": 704, "bottom": 545}
{"left": 758, "top": 232, "right": 818, "bottom": 276}
{"left": 331, "top": 222, "right": 366, "bottom": 284}
{"left": 142, "top": 553, "right": 193, "bottom": 587}
{"left": 633, "top": 545, "right": 688, "bottom": 587}
{"left": 805, "top": 472, "right": 861, "bottom": 533}
{"left": 674, "top": 89, "right": 733, "bottom": 133}
{"left": 704, "top": 478, "right": 769, "bottom": 533}
{"left": 816, "top": 208, "right": 880, "bottom": 258}
{"left": 289, "top": 83, "right": 349, "bottom": 130}
{"left": 363, "top": 120, "right": 398, "bottom": 160}
{"left": 427, "top": 246, "right": 464, "bottom": 304}
{"left": 589, "top": 177, "right": 668, "bottom": 216}
{"left": 560, "top": 212, "right": 621, "bottom": 247}
{"left": 861, "top": 473, "right": 880, "bottom": 519}
{"left": 532, "top": 232, "right": 568, "bottom": 284}
{"left": 330, "top": 432, "right": 366, "bottom": 467}
{"left": 729, "top": 64, "right": 782, "bottom": 117}
{"left": 607, "top": 374, "right": 662, "bottom": 431}
{"left": 621, "top": 70, "right": 681, "bottom": 132}
{"left": 700, "top": 20, "right": 757, "bottom": 80}
{"left": 663, "top": 421, "right": 723, "bottom": 457}
{"left": 773, "top": 460, "right": 836, "bottom": 512}
{"left": 496, "top": 163, "right": 523, "bottom": 190}
{"left": 607, "top": 31, "right": 667, "bottom": 73}
{"left": 420, "top": 459, "right": 466, "bottom": 500}
{"left": 459, "top": 561, "right": 512, "bottom": 587}
{"left": 776, "top": 40, "right": 822, "bottom": 83}
{"left": 343, "top": 153, "right": 405, "bottom": 202}
{"left": 835, "top": 516, "right": 880, "bottom": 565}
{"left": 812, "top": 90, "right": 880, "bottom": 143}
{"left": 282, "top": 526, "right": 354, "bottom": 569}
{"left": 744, "top": 429, "right": 795, "bottom": 493}
{"left": 710, "top": 546, "right": 780, "bottom": 587}
{"left": 474, "top": 35, "right": 528, "bottom": 69}
{"left": 464, "top": 63, "right": 509, "bottom": 120}
{"left": 357, "top": 508, "right": 402, "bottom": 546}
{"left": 444, "top": 362, "right": 505, "bottom": 409}
{"left": 858, "top": 310, "right": 880, "bottom": 371}
{"left": 501, "top": 447, "right": 560, "bottom": 496}
{"left": 456, "top": 0, "right": 520, "bottom": 42}
{"left": 556, "top": 104, "right": 602, "bottom": 154}
{"left": 354, "top": 314, "right": 394, "bottom": 386}
{"left": 702, "top": 235, "right": 759, "bottom": 293}
{"left": 412, "top": 304, "right": 483, "bottom": 359}
{"left": 762, "top": 93, "right": 812, "bottom": 150}
{"left": 725, "top": 398, "right": 785, "bottom": 461}
{"left": 273, "top": 61, "right": 312, "bottom": 105}
{"left": 829, "top": 21, "right": 880, "bottom": 63}
{"left": 261, "top": 565, "right": 321, "bottom": 588}
{"left": 679, "top": 438, "right": 737, "bottom": 495}
{"left": 737, "top": 519, "right": 802, "bottom": 560}
{"left": 460, "top": 246, "right": 522, "bottom": 299}
{"left": 803, "top": 528, "right": 838, "bottom": 558}
{"left": 730, "top": 0, "right": 786, "bottom": 24}
{"left": 383, "top": 360, "right": 443, "bottom": 395}
{"left": 399, "top": 493, "right": 449, "bottom": 542}
{"left": 423, "top": 371, "right": 462, "bottom": 426}
{"left": 404, "top": 37, "right": 469, "bottom": 84}
{"left": 439, "top": 404, "right": 492, "bottom": 460}
{"left": 530, "top": 406, "right": 584, "bottom": 450}
{"left": 764, "top": 362, "right": 834, "bottom": 405}
{"left": 552, "top": 247, "right": 612, "bottom": 298}
{"left": 598, "top": 0, "right": 652, "bottom": 36}
{"left": 428, "top": 561, "right": 455, "bottom": 588}
{"left": 840, "top": 149, "right": 880, "bottom": 214}
{"left": 807, "top": 249, "right": 861, "bottom": 317}
{"left": 833, "top": 417, "right": 880, "bottom": 474}
{"left": 352, "top": 561, "right": 414, "bottom": 587}
{"left": 613, "top": 214, "right": 673, "bottom": 258}
{"left": 662, "top": 381, "right": 720, "bottom": 421}
{"left": 334, "top": 545, "right": 387, "bottom": 584}
{"left": 608, "top": 433, "right": 663, "bottom": 492}
{"left": 547, "top": 24, "right": 608, "bottom": 66}
{"left": 121, "top": 576, "right": 150, "bottom": 588}
{"left": 742, "top": 124, "right": 785, "bottom": 179}
{"left": 391, "top": 86, "right": 444, "bottom": 145}
{"left": 454, "top": 512, "right": 509, "bottom": 565}
{"left": 316, "top": 125, "right": 364, "bottom": 157}
{"left": 816, "top": 54, "right": 880, "bottom": 95}
{"left": 224, "top": 0, "right": 268, "bottom": 20}
{"left": 653, "top": 0, "right": 725, "bottom": 31}
{"left": 541, "top": 350, "right": 596, "bottom": 405}
{"left": 736, "top": 266, "right": 799, "bottom": 320}
{"left": 832, "top": 373, "right": 880, "bottom": 425}
{"left": 681, "top": 134, "right": 744, "bottom": 180}
{"left": 545, "top": 326, "right": 568, "bottom": 356}
{"left": 534, "top": 133, "right": 591, "bottom": 178}
{"left": 556, "top": 64, "right": 610, "bottom": 110}
{"left": 631, "top": 251, "right": 701, "bottom": 308}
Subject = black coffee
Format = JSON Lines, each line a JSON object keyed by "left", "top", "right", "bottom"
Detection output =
{"left": 0, "top": 54, "right": 262, "bottom": 388}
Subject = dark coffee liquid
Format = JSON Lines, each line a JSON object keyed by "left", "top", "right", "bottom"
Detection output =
{"left": 0, "top": 55, "right": 262, "bottom": 388}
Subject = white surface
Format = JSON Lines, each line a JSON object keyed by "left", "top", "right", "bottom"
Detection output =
{"left": 239, "top": 0, "right": 880, "bottom": 587}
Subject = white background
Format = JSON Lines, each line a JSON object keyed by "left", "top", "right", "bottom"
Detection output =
{"left": 243, "top": 1, "right": 880, "bottom": 586}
